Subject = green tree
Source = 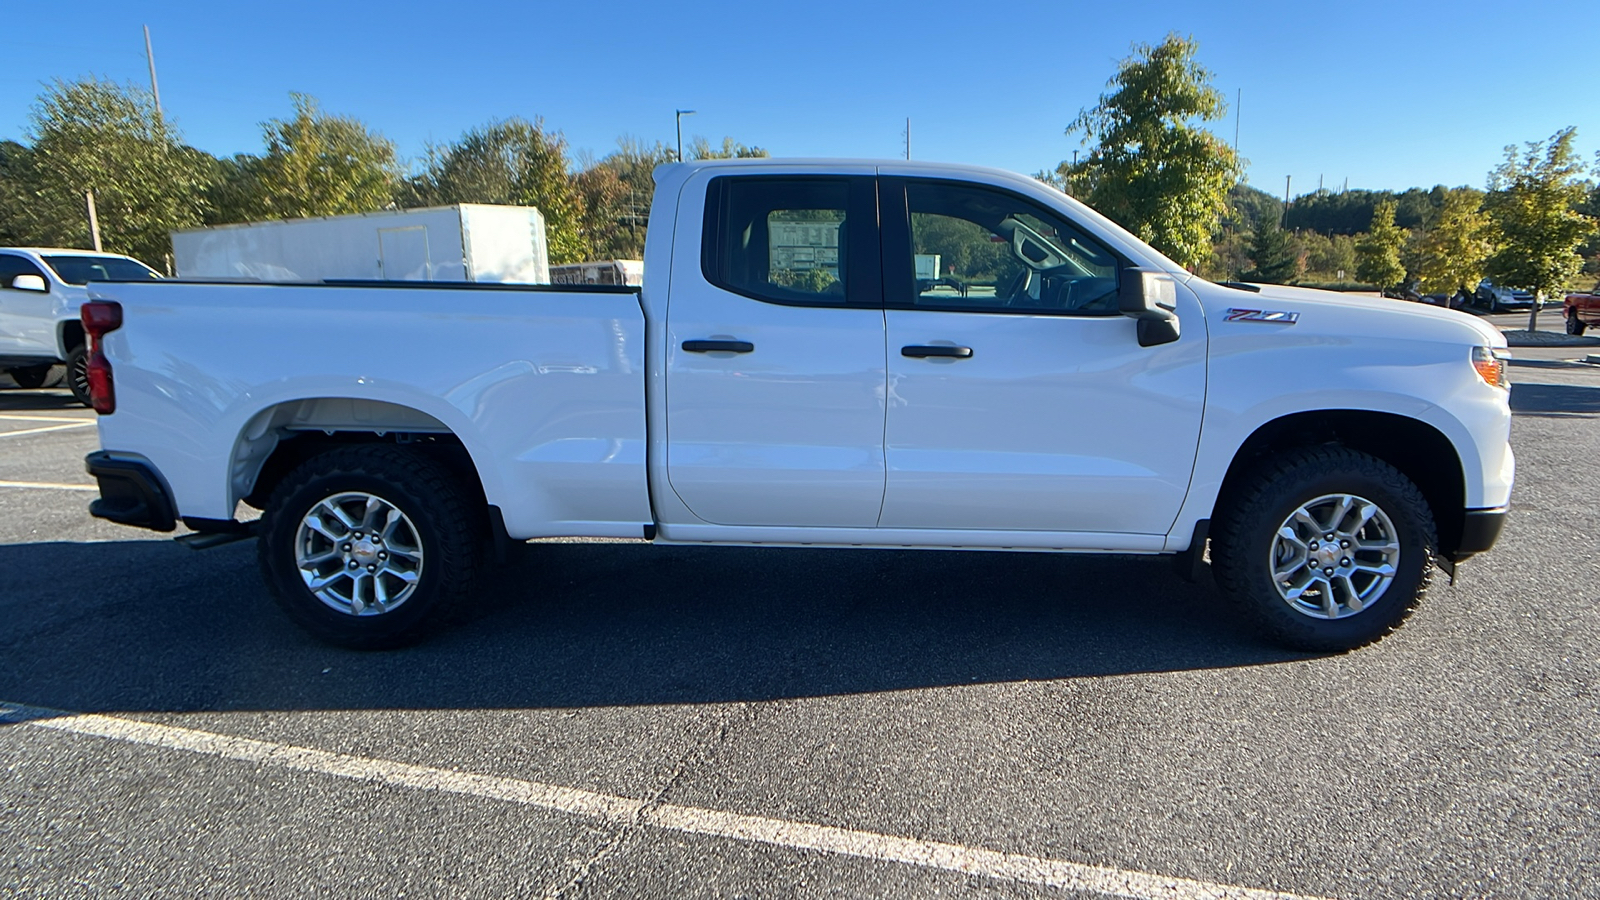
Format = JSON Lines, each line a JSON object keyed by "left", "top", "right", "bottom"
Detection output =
{"left": 1483, "top": 127, "right": 1597, "bottom": 330}
{"left": 1058, "top": 34, "right": 1241, "bottom": 269}
{"left": 243, "top": 93, "right": 399, "bottom": 221}
{"left": 1417, "top": 189, "right": 1493, "bottom": 295}
{"left": 1243, "top": 224, "right": 1302, "bottom": 284}
{"left": 1300, "top": 231, "right": 1358, "bottom": 282}
{"left": 407, "top": 118, "right": 587, "bottom": 264}
{"left": 4, "top": 78, "right": 212, "bottom": 266}
{"left": 0, "top": 140, "right": 35, "bottom": 245}
{"left": 688, "top": 136, "right": 770, "bottom": 160}
{"left": 1355, "top": 200, "right": 1407, "bottom": 290}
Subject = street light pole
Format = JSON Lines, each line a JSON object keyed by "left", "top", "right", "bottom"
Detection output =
{"left": 144, "top": 25, "right": 162, "bottom": 120}
{"left": 675, "top": 109, "right": 696, "bottom": 162}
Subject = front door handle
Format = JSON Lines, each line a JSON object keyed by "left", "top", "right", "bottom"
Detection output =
{"left": 683, "top": 340, "right": 754, "bottom": 354}
{"left": 901, "top": 345, "right": 973, "bottom": 359}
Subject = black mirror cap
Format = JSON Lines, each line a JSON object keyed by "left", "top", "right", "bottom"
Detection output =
{"left": 1137, "top": 315, "right": 1180, "bottom": 347}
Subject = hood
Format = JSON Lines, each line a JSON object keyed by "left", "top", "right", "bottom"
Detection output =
{"left": 1212, "top": 282, "right": 1506, "bottom": 349}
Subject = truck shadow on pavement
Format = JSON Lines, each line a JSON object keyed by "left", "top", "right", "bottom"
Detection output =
{"left": 0, "top": 537, "right": 1311, "bottom": 716}
{"left": 0, "top": 387, "right": 84, "bottom": 412}
{"left": 1509, "top": 382, "right": 1600, "bottom": 418}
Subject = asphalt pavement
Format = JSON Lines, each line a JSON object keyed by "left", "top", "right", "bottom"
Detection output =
{"left": 2, "top": 341, "right": 1598, "bottom": 899}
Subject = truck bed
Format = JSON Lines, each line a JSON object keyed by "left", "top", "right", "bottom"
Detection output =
{"left": 86, "top": 279, "right": 653, "bottom": 539}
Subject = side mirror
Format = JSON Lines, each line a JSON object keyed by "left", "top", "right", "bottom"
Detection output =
{"left": 1119, "top": 267, "right": 1180, "bottom": 347}
{"left": 10, "top": 274, "right": 47, "bottom": 292}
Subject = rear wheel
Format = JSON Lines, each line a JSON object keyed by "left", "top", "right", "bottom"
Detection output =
{"left": 8, "top": 365, "right": 52, "bottom": 389}
{"left": 258, "top": 445, "right": 485, "bottom": 649}
{"left": 66, "top": 346, "right": 91, "bottom": 406}
{"left": 1211, "top": 447, "right": 1437, "bottom": 652}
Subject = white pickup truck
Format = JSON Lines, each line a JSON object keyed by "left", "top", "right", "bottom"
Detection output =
{"left": 79, "top": 159, "right": 1514, "bottom": 652}
{"left": 0, "top": 247, "right": 160, "bottom": 404}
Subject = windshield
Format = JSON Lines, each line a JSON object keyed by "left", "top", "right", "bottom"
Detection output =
{"left": 41, "top": 255, "right": 160, "bottom": 285}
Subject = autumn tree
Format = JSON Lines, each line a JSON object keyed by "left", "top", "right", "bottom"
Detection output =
{"left": 2, "top": 78, "right": 212, "bottom": 265}
{"left": 1058, "top": 34, "right": 1240, "bottom": 269}
{"left": 1483, "top": 127, "right": 1597, "bottom": 330}
{"left": 1356, "top": 200, "right": 1407, "bottom": 290}
{"left": 1416, "top": 189, "right": 1493, "bottom": 296}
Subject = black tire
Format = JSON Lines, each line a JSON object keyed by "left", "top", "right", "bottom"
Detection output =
{"left": 1211, "top": 446, "right": 1437, "bottom": 652}
{"left": 1567, "top": 312, "right": 1587, "bottom": 336}
{"left": 8, "top": 365, "right": 52, "bottom": 389}
{"left": 66, "top": 346, "right": 91, "bottom": 406}
{"left": 257, "top": 445, "right": 486, "bottom": 649}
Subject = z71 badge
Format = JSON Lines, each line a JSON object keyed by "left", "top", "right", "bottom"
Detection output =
{"left": 1225, "top": 308, "right": 1300, "bottom": 324}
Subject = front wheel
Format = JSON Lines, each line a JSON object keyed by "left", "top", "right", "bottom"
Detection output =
{"left": 1568, "top": 312, "right": 1587, "bottom": 336}
{"left": 1211, "top": 447, "right": 1437, "bottom": 652}
{"left": 258, "top": 445, "right": 485, "bottom": 649}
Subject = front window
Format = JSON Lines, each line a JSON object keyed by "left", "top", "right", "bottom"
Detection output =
{"left": 42, "top": 255, "right": 160, "bottom": 285}
{"left": 902, "top": 181, "right": 1120, "bottom": 314}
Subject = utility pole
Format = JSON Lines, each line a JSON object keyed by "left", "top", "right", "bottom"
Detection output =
{"left": 904, "top": 117, "right": 910, "bottom": 160}
{"left": 675, "top": 109, "right": 695, "bottom": 163}
{"left": 1282, "top": 175, "right": 1291, "bottom": 227}
{"left": 85, "top": 191, "right": 102, "bottom": 251}
{"left": 144, "top": 25, "right": 162, "bottom": 119}
{"left": 1233, "top": 88, "right": 1241, "bottom": 155}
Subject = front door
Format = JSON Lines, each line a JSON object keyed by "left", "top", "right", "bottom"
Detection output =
{"left": 664, "top": 170, "right": 887, "bottom": 527}
{"left": 877, "top": 178, "right": 1205, "bottom": 535}
{"left": 0, "top": 254, "right": 58, "bottom": 358}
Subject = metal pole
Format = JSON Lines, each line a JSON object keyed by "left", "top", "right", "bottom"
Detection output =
{"left": 1283, "top": 175, "right": 1291, "bottom": 227}
{"left": 85, "top": 190, "right": 102, "bottom": 251}
{"left": 1233, "top": 88, "right": 1240, "bottom": 155}
{"left": 905, "top": 117, "right": 910, "bottom": 160}
{"left": 675, "top": 109, "right": 695, "bottom": 162}
{"left": 144, "top": 25, "right": 162, "bottom": 119}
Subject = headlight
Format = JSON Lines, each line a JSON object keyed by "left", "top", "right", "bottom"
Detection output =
{"left": 1472, "top": 346, "right": 1509, "bottom": 389}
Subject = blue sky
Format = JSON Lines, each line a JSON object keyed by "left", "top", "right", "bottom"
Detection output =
{"left": 3, "top": 0, "right": 1596, "bottom": 197}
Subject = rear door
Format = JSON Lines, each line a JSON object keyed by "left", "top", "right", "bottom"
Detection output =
{"left": 663, "top": 169, "right": 887, "bottom": 527}
{"left": 877, "top": 177, "right": 1205, "bottom": 535}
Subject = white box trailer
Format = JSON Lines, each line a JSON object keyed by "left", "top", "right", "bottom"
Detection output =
{"left": 171, "top": 204, "right": 549, "bottom": 284}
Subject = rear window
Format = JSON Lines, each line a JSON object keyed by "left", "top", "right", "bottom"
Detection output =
{"left": 42, "top": 255, "right": 159, "bottom": 285}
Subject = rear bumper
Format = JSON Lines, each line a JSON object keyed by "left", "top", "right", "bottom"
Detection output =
{"left": 86, "top": 451, "right": 176, "bottom": 532}
{"left": 1452, "top": 506, "right": 1507, "bottom": 560}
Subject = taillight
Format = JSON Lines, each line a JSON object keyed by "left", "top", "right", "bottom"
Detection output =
{"left": 81, "top": 301, "right": 122, "bottom": 415}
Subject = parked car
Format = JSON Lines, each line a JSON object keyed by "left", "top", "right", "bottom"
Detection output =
{"left": 0, "top": 248, "right": 159, "bottom": 403}
{"left": 1564, "top": 292, "right": 1600, "bottom": 335}
{"left": 79, "top": 158, "right": 1513, "bottom": 654}
{"left": 1473, "top": 280, "right": 1535, "bottom": 312}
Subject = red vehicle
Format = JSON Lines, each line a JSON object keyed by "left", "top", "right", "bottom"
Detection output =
{"left": 1564, "top": 293, "right": 1600, "bottom": 335}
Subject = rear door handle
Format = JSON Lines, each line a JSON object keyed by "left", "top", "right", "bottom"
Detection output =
{"left": 901, "top": 345, "right": 973, "bottom": 359}
{"left": 683, "top": 340, "right": 754, "bottom": 354}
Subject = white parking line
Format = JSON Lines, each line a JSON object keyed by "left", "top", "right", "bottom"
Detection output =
{"left": 0, "top": 414, "right": 93, "bottom": 423}
{"left": 0, "top": 480, "right": 98, "bottom": 492}
{"left": 0, "top": 422, "right": 95, "bottom": 439}
{"left": 4, "top": 704, "right": 1328, "bottom": 900}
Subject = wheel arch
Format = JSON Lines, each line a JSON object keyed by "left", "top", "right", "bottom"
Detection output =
{"left": 230, "top": 397, "right": 491, "bottom": 516}
{"left": 1213, "top": 409, "right": 1469, "bottom": 560}
{"left": 57, "top": 318, "right": 84, "bottom": 360}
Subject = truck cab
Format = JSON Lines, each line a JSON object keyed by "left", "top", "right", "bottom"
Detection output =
{"left": 0, "top": 247, "right": 158, "bottom": 402}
